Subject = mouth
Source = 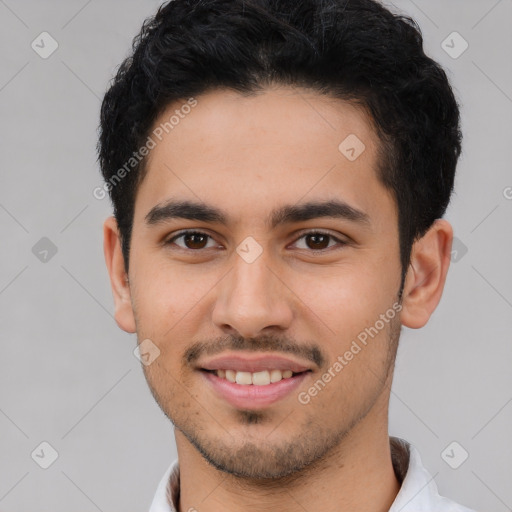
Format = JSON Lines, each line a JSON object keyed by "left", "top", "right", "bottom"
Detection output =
{"left": 197, "top": 353, "right": 314, "bottom": 409}
{"left": 202, "top": 368, "right": 309, "bottom": 385}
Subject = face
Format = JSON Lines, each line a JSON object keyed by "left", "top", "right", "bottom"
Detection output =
{"left": 114, "top": 86, "right": 406, "bottom": 478}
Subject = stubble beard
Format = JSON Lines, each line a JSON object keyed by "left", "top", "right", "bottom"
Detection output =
{"left": 143, "top": 315, "right": 402, "bottom": 482}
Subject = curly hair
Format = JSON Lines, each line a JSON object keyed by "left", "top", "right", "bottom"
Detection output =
{"left": 97, "top": 0, "right": 462, "bottom": 295}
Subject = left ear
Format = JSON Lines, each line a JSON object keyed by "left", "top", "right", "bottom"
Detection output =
{"left": 400, "top": 219, "right": 453, "bottom": 329}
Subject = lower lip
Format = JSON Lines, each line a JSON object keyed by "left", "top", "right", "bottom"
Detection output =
{"left": 201, "top": 371, "right": 310, "bottom": 410}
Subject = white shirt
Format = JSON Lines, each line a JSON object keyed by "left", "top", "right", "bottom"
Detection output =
{"left": 148, "top": 436, "right": 478, "bottom": 512}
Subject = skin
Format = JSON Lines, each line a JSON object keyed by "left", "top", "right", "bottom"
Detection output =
{"left": 103, "top": 85, "right": 453, "bottom": 512}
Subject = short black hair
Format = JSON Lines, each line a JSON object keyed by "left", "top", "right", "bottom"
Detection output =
{"left": 97, "top": 0, "right": 462, "bottom": 296}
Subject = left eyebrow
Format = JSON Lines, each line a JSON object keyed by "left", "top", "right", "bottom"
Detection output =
{"left": 145, "top": 198, "right": 371, "bottom": 229}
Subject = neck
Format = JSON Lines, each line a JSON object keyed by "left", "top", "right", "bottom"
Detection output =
{"left": 175, "top": 407, "right": 400, "bottom": 512}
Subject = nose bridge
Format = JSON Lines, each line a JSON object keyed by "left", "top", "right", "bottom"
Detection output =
{"left": 212, "top": 243, "right": 292, "bottom": 336}
{"left": 229, "top": 248, "right": 275, "bottom": 313}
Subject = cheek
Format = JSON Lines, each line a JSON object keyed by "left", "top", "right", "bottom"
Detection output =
{"left": 131, "top": 259, "right": 204, "bottom": 332}
{"left": 292, "top": 271, "right": 399, "bottom": 385}
{"left": 142, "top": 359, "right": 190, "bottom": 418}
{"left": 292, "top": 268, "right": 394, "bottom": 334}
{"left": 308, "top": 318, "right": 399, "bottom": 419}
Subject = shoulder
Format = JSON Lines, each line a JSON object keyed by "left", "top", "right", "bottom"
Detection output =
{"left": 389, "top": 437, "right": 479, "bottom": 512}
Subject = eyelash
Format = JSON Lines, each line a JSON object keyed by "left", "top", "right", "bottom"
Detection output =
{"left": 165, "top": 229, "right": 348, "bottom": 253}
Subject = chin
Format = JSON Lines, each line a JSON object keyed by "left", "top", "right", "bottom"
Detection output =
{"left": 176, "top": 418, "right": 347, "bottom": 481}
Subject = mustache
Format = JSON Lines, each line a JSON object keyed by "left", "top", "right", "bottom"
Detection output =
{"left": 183, "top": 333, "right": 326, "bottom": 368}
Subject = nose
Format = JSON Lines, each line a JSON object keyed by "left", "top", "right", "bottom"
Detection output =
{"left": 211, "top": 247, "right": 293, "bottom": 339}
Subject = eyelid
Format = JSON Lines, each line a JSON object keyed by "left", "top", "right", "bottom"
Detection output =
{"left": 165, "top": 229, "right": 349, "bottom": 251}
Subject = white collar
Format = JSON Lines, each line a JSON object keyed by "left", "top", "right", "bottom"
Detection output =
{"left": 148, "top": 436, "right": 477, "bottom": 512}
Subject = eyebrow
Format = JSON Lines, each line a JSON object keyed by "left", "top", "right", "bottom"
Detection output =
{"left": 145, "top": 198, "right": 371, "bottom": 229}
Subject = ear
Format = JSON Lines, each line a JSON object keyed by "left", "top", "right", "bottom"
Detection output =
{"left": 103, "top": 216, "right": 136, "bottom": 333}
{"left": 400, "top": 219, "right": 453, "bottom": 329}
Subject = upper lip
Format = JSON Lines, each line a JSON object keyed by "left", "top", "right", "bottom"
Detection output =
{"left": 198, "top": 353, "right": 314, "bottom": 373}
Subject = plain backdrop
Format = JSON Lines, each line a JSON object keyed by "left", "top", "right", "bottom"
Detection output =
{"left": 0, "top": 0, "right": 511, "bottom": 510}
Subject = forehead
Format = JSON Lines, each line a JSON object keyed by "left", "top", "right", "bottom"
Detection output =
{"left": 134, "top": 86, "right": 395, "bottom": 229}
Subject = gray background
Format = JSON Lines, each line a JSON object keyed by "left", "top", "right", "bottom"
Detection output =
{"left": 0, "top": 0, "right": 511, "bottom": 510}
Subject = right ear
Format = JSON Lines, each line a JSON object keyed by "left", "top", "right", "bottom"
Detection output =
{"left": 103, "top": 216, "right": 136, "bottom": 333}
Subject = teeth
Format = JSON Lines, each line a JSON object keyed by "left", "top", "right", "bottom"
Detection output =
{"left": 215, "top": 369, "right": 297, "bottom": 385}
{"left": 235, "top": 371, "right": 252, "bottom": 385}
{"left": 252, "top": 370, "right": 271, "bottom": 386}
{"left": 270, "top": 369, "right": 283, "bottom": 383}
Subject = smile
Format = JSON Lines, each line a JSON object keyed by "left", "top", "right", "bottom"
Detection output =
{"left": 200, "top": 370, "right": 312, "bottom": 410}
{"left": 207, "top": 368, "right": 299, "bottom": 386}
{"left": 197, "top": 352, "right": 315, "bottom": 409}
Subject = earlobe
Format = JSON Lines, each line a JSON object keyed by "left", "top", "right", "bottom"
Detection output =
{"left": 103, "top": 216, "right": 136, "bottom": 333}
{"left": 400, "top": 219, "right": 453, "bottom": 329}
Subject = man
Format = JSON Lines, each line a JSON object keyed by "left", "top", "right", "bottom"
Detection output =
{"left": 98, "top": 0, "right": 477, "bottom": 510}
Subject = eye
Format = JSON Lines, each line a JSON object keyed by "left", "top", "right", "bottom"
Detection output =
{"left": 166, "top": 229, "right": 347, "bottom": 252}
{"left": 166, "top": 230, "right": 219, "bottom": 250}
{"left": 291, "top": 230, "right": 348, "bottom": 252}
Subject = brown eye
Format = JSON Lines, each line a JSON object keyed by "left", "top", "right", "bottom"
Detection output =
{"left": 167, "top": 231, "right": 215, "bottom": 250}
{"left": 304, "top": 233, "right": 330, "bottom": 250}
{"left": 293, "top": 231, "right": 347, "bottom": 252}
